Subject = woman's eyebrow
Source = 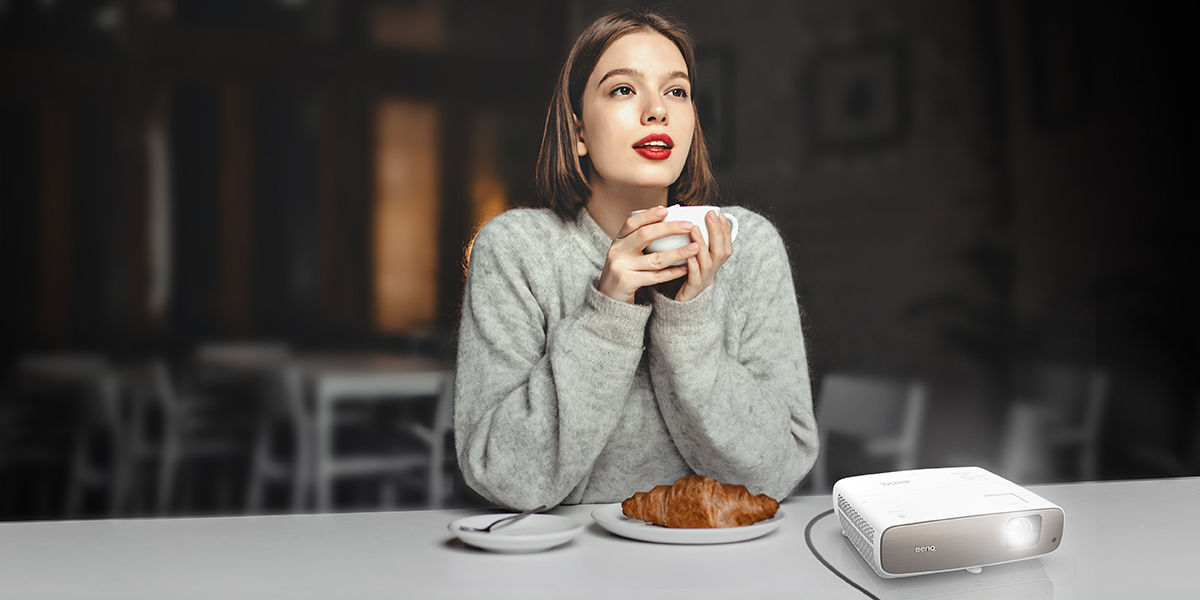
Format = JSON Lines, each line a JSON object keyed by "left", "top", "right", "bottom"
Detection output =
{"left": 597, "top": 67, "right": 643, "bottom": 88}
{"left": 664, "top": 70, "right": 690, "bottom": 83}
{"left": 596, "top": 68, "right": 690, "bottom": 88}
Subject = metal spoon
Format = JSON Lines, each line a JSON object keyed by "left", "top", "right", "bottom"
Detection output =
{"left": 460, "top": 505, "right": 548, "bottom": 533}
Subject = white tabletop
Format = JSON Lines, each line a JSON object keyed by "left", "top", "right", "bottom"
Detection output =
{"left": 1, "top": 477, "right": 1197, "bottom": 599}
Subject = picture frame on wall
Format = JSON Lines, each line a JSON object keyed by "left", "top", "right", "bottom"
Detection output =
{"left": 695, "top": 45, "right": 735, "bottom": 170}
{"left": 803, "top": 41, "right": 910, "bottom": 154}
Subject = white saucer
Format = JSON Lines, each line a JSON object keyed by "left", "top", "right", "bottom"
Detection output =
{"left": 449, "top": 513, "right": 585, "bottom": 553}
{"left": 591, "top": 504, "right": 784, "bottom": 544}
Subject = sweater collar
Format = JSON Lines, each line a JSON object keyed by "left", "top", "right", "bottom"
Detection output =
{"left": 572, "top": 206, "right": 612, "bottom": 270}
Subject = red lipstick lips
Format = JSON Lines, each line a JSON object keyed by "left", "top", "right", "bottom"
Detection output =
{"left": 633, "top": 133, "right": 674, "bottom": 160}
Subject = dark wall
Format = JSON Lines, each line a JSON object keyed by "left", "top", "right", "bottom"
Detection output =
{"left": 2, "top": 0, "right": 1196, "bottom": 480}
{"left": 575, "top": 0, "right": 1197, "bottom": 472}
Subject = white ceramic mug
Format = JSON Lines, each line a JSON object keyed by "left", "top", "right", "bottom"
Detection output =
{"left": 633, "top": 205, "right": 739, "bottom": 266}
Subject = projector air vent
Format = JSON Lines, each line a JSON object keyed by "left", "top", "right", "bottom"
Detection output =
{"left": 838, "top": 510, "right": 874, "bottom": 564}
{"left": 837, "top": 494, "right": 875, "bottom": 542}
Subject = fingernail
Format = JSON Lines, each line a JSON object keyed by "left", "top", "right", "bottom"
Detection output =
{"left": 655, "top": 206, "right": 667, "bottom": 215}
{"left": 687, "top": 242, "right": 699, "bottom": 251}
{"left": 680, "top": 222, "right": 693, "bottom": 230}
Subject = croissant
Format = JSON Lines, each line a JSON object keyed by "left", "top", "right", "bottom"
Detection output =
{"left": 621, "top": 475, "right": 779, "bottom": 528}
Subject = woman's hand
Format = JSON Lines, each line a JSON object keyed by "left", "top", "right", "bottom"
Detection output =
{"left": 597, "top": 206, "right": 702, "bottom": 304}
{"left": 675, "top": 211, "right": 733, "bottom": 302}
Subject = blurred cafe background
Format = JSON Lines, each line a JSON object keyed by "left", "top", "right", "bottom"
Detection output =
{"left": 1, "top": 0, "right": 1196, "bottom": 521}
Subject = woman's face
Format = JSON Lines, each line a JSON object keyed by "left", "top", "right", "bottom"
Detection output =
{"left": 577, "top": 30, "right": 695, "bottom": 192}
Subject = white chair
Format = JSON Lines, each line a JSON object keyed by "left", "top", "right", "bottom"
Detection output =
{"left": 3, "top": 355, "right": 126, "bottom": 519}
{"left": 305, "top": 355, "right": 454, "bottom": 512}
{"left": 999, "top": 364, "right": 1108, "bottom": 483}
{"left": 244, "top": 362, "right": 312, "bottom": 514}
{"left": 149, "top": 359, "right": 244, "bottom": 514}
{"left": 119, "top": 359, "right": 175, "bottom": 515}
{"left": 156, "top": 344, "right": 294, "bottom": 515}
{"left": 811, "top": 373, "right": 927, "bottom": 493}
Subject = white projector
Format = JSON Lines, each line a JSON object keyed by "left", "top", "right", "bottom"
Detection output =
{"left": 832, "top": 466, "right": 1064, "bottom": 578}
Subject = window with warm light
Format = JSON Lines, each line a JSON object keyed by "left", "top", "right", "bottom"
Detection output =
{"left": 373, "top": 99, "right": 440, "bottom": 333}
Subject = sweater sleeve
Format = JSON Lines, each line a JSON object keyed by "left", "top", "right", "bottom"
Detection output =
{"left": 645, "top": 217, "right": 818, "bottom": 499}
{"left": 454, "top": 216, "right": 651, "bottom": 510}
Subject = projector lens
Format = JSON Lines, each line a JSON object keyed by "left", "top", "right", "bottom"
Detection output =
{"left": 1004, "top": 515, "right": 1042, "bottom": 549}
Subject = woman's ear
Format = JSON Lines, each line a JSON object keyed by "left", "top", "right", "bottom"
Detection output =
{"left": 574, "top": 113, "right": 588, "bottom": 157}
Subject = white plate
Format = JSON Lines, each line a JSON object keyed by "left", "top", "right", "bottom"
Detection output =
{"left": 449, "top": 513, "right": 584, "bottom": 553}
{"left": 591, "top": 503, "right": 784, "bottom": 544}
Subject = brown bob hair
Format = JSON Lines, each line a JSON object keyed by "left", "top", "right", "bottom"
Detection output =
{"left": 535, "top": 10, "right": 717, "bottom": 221}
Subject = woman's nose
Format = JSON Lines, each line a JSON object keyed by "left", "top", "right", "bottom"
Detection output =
{"left": 643, "top": 101, "right": 668, "bottom": 125}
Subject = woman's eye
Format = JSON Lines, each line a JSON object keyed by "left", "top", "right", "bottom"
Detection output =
{"left": 610, "top": 85, "right": 634, "bottom": 96}
{"left": 667, "top": 88, "right": 689, "bottom": 99}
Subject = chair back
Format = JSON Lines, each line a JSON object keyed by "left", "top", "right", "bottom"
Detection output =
{"left": 817, "top": 375, "right": 923, "bottom": 438}
{"left": 122, "top": 359, "right": 176, "bottom": 410}
{"left": 7, "top": 354, "right": 124, "bottom": 517}
{"left": 194, "top": 342, "right": 291, "bottom": 369}
{"left": 812, "top": 373, "right": 927, "bottom": 492}
{"left": 8, "top": 354, "right": 116, "bottom": 442}
{"left": 1003, "top": 363, "right": 1109, "bottom": 482}
{"left": 1023, "top": 364, "right": 1107, "bottom": 438}
{"left": 189, "top": 342, "right": 294, "bottom": 427}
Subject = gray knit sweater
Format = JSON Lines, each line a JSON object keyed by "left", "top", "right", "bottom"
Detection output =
{"left": 454, "top": 205, "right": 818, "bottom": 509}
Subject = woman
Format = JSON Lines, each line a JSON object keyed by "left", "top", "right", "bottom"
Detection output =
{"left": 454, "top": 10, "right": 817, "bottom": 510}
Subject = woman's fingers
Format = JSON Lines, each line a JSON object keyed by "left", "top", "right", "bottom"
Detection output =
{"left": 685, "top": 255, "right": 701, "bottom": 288}
{"left": 602, "top": 208, "right": 735, "bottom": 303}
{"left": 670, "top": 212, "right": 735, "bottom": 302}
{"left": 626, "top": 220, "right": 694, "bottom": 252}
{"left": 715, "top": 214, "right": 733, "bottom": 259}
{"left": 638, "top": 242, "right": 699, "bottom": 271}
{"left": 616, "top": 206, "right": 668, "bottom": 239}
{"left": 702, "top": 211, "right": 734, "bottom": 264}
{"left": 648, "top": 263, "right": 689, "bottom": 284}
{"left": 694, "top": 218, "right": 714, "bottom": 271}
